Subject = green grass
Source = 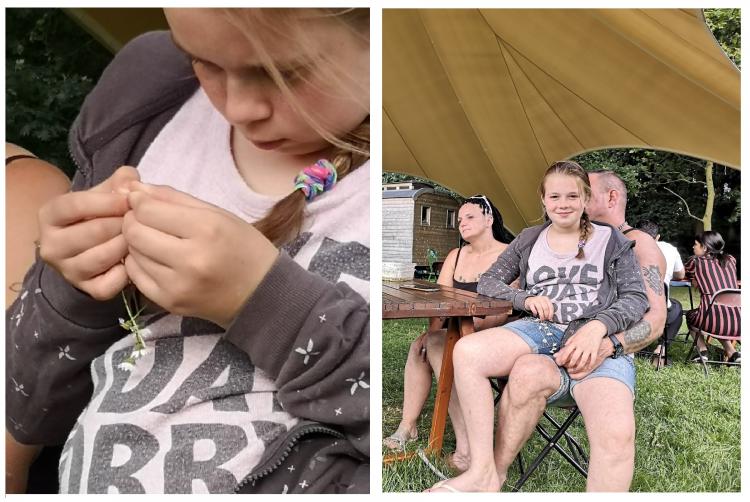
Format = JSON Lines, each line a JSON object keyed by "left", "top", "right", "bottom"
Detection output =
{"left": 381, "top": 287, "right": 741, "bottom": 492}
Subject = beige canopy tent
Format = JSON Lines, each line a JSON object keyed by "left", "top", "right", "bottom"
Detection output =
{"left": 383, "top": 9, "right": 740, "bottom": 233}
{"left": 65, "top": 8, "right": 167, "bottom": 52}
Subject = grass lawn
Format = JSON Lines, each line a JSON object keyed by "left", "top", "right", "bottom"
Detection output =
{"left": 381, "top": 287, "right": 741, "bottom": 492}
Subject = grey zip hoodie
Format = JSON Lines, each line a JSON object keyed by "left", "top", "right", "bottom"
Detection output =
{"left": 478, "top": 220, "right": 649, "bottom": 342}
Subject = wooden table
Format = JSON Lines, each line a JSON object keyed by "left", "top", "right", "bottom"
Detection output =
{"left": 383, "top": 280, "right": 513, "bottom": 463}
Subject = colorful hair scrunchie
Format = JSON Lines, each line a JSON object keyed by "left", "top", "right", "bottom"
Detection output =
{"left": 294, "top": 159, "right": 338, "bottom": 202}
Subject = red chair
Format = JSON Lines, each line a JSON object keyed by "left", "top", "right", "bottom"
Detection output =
{"left": 685, "top": 288, "right": 741, "bottom": 376}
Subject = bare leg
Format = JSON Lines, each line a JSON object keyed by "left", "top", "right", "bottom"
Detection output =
{"left": 424, "top": 331, "right": 470, "bottom": 471}
{"left": 574, "top": 378, "right": 635, "bottom": 492}
{"left": 5, "top": 150, "right": 70, "bottom": 308}
{"left": 384, "top": 336, "right": 432, "bottom": 449}
{"left": 5, "top": 147, "right": 70, "bottom": 493}
{"left": 427, "top": 327, "right": 532, "bottom": 492}
{"left": 494, "top": 354, "right": 561, "bottom": 487}
{"left": 693, "top": 330, "right": 709, "bottom": 353}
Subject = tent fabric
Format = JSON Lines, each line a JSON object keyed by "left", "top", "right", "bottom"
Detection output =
{"left": 383, "top": 9, "right": 740, "bottom": 233}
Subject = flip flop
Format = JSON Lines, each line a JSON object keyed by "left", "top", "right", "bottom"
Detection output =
{"left": 383, "top": 428, "right": 417, "bottom": 451}
{"left": 426, "top": 480, "right": 462, "bottom": 493}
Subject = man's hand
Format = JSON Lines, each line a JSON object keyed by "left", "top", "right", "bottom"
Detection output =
{"left": 524, "top": 295, "right": 555, "bottom": 321}
{"left": 122, "top": 182, "right": 279, "bottom": 328}
{"left": 554, "top": 319, "right": 608, "bottom": 373}
{"left": 37, "top": 166, "right": 139, "bottom": 300}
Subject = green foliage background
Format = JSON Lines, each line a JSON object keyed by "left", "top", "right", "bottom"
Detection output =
{"left": 6, "top": 8, "right": 113, "bottom": 178}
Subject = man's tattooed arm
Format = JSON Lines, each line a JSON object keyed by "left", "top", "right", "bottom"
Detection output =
{"left": 642, "top": 265, "right": 664, "bottom": 297}
{"left": 621, "top": 319, "right": 653, "bottom": 353}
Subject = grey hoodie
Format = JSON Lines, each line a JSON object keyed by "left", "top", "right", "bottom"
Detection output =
{"left": 478, "top": 220, "right": 649, "bottom": 342}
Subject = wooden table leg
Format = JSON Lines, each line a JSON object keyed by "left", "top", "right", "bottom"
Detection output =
{"left": 426, "top": 316, "right": 475, "bottom": 456}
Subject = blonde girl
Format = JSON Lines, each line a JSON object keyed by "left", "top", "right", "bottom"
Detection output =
{"left": 427, "top": 161, "right": 648, "bottom": 492}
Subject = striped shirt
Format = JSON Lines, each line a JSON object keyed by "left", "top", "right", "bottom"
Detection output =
{"left": 685, "top": 254, "right": 740, "bottom": 337}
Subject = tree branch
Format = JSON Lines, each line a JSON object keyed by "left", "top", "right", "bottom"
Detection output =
{"left": 664, "top": 187, "right": 703, "bottom": 222}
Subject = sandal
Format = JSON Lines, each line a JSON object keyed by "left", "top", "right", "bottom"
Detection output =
{"left": 383, "top": 428, "right": 417, "bottom": 451}
{"left": 728, "top": 351, "right": 741, "bottom": 364}
{"left": 692, "top": 350, "right": 709, "bottom": 363}
{"left": 426, "top": 480, "right": 463, "bottom": 493}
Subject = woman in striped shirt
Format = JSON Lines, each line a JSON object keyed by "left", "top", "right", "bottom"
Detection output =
{"left": 686, "top": 231, "right": 740, "bottom": 363}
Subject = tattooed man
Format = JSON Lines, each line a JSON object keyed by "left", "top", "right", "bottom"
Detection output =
{"left": 493, "top": 170, "right": 666, "bottom": 492}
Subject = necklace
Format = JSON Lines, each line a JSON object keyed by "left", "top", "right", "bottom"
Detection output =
{"left": 617, "top": 221, "right": 629, "bottom": 232}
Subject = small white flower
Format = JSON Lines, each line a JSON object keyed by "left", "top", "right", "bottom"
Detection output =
{"left": 118, "top": 360, "right": 135, "bottom": 372}
{"left": 334, "top": 408, "right": 342, "bottom": 416}
{"left": 345, "top": 372, "right": 369, "bottom": 395}
{"left": 319, "top": 314, "right": 327, "bottom": 323}
{"left": 131, "top": 346, "right": 149, "bottom": 359}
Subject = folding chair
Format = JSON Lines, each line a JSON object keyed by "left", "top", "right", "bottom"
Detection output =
{"left": 493, "top": 377, "right": 588, "bottom": 491}
{"left": 684, "top": 288, "right": 741, "bottom": 376}
{"left": 636, "top": 284, "right": 673, "bottom": 370}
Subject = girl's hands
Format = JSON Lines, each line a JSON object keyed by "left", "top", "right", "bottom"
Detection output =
{"left": 553, "top": 319, "right": 608, "bottom": 372}
{"left": 37, "top": 166, "right": 140, "bottom": 300}
{"left": 122, "top": 182, "right": 279, "bottom": 328}
{"left": 524, "top": 295, "right": 555, "bottom": 321}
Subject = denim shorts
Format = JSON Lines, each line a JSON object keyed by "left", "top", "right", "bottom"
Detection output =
{"left": 503, "top": 317, "right": 636, "bottom": 407}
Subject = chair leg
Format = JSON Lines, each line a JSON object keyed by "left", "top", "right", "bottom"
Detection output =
{"left": 656, "top": 336, "right": 667, "bottom": 371}
{"left": 511, "top": 409, "right": 586, "bottom": 492}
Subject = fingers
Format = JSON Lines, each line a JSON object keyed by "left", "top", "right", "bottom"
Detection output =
{"left": 527, "top": 297, "right": 554, "bottom": 321}
{"left": 124, "top": 254, "right": 161, "bottom": 307}
{"left": 127, "top": 190, "right": 205, "bottom": 239}
{"left": 90, "top": 165, "right": 140, "bottom": 194}
{"left": 61, "top": 234, "right": 128, "bottom": 282}
{"left": 40, "top": 192, "right": 130, "bottom": 227}
{"left": 42, "top": 217, "right": 125, "bottom": 259}
{"left": 554, "top": 345, "right": 571, "bottom": 366}
{"left": 129, "top": 181, "right": 211, "bottom": 210}
{"left": 540, "top": 298, "right": 554, "bottom": 321}
{"left": 122, "top": 211, "right": 183, "bottom": 266}
{"left": 77, "top": 263, "right": 129, "bottom": 301}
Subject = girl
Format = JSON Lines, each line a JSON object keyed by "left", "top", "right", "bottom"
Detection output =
{"left": 7, "top": 8, "right": 369, "bottom": 494}
{"left": 428, "top": 161, "right": 648, "bottom": 492}
{"left": 383, "top": 195, "right": 512, "bottom": 472}
{"left": 686, "top": 231, "right": 740, "bottom": 363}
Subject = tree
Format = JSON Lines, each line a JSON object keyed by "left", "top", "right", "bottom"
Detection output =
{"left": 575, "top": 8, "right": 740, "bottom": 257}
{"left": 704, "top": 8, "right": 740, "bottom": 69}
{"left": 6, "top": 9, "right": 113, "bottom": 177}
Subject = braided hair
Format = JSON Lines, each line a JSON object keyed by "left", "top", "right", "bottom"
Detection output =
{"left": 539, "top": 161, "right": 593, "bottom": 259}
{"left": 224, "top": 8, "right": 370, "bottom": 246}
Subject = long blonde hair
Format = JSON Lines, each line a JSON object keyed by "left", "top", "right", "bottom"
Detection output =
{"left": 225, "top": 9, "right": 370, "bottom": 245}
{"left": 539, "top": 161, "right": 592, "bottom": 259}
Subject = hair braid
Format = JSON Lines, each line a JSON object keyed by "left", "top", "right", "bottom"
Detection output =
{"left": 576, "top": 211, "right": 592, "bottom": 259}
{"left": 253, "top": 119, "right": 370, "bottom": 246}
